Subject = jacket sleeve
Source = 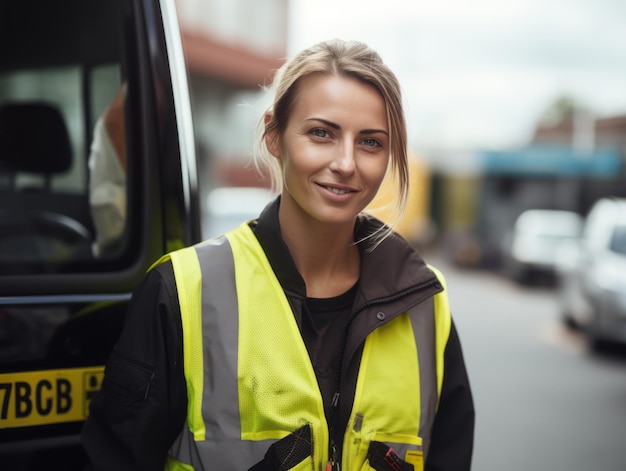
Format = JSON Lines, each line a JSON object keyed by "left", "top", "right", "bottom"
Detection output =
{"left": 425, "top": 320, "right": 475, "bottom": 471}
{"left": 81, "top": 261, "right": 187, "bottom": 471}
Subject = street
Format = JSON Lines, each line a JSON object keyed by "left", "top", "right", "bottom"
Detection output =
{"left": 432, "top": 255, "right": 626, "bottom": 470}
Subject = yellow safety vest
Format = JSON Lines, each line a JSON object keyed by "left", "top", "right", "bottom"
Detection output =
{"left": 157, "top": 223, "right": 451, "bottom": 471}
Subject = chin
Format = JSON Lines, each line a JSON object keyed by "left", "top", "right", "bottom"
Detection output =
{"left": 313, "top": 209, "right": 361, "bottom": 227}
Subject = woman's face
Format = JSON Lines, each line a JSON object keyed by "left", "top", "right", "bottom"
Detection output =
{"left": 268, "top": 73, "right": 390, "bottom": 229}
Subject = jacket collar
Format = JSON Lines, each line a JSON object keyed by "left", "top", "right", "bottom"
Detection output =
{"left": 250, "top": 196, "right": 439, "bottom": 307}
{"left": 251, "top": 195, "right": 307, "bottom": 299}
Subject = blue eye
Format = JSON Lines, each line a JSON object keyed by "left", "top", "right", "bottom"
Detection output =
{"left": 362, "top": 138, "right": 380, "bottom": 147}
{"left": 311, "top": 128, "right": 330, "bottom": 138}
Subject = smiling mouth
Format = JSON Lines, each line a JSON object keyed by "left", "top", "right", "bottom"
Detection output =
{"left": 316, "top": 182, "right": 357, "bottom": 197}
{"left": 325, "top": 186, "right": 351, "bottom": 195}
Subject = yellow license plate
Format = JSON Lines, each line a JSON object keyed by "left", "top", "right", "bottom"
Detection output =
{"left": 0, "top": 366, "right": 104, "bottom": 429}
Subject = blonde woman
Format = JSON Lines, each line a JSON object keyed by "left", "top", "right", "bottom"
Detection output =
{"left": 83, "top": 39, "right": 474, "bottom": 471}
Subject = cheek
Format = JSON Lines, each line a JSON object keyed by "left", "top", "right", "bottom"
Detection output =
{"left": 365, "top": 157, "right": 390, "bottom": 188}
{"left": 282, "top": 144, "right": 321, "bottom": 175}
{"left": 278, "top": 150, "right": 306, "bottom": 190}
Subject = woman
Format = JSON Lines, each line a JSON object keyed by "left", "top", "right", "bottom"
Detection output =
{"left": 82, "top": 39, "right": 474, "bottom": 471}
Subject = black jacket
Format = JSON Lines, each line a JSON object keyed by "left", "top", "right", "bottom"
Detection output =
{"left": 82, "top": 198, "right": 474, "bottom": 470}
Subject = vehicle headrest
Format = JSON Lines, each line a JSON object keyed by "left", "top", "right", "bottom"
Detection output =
{"left": 0, "top": 102, "right": 72, "bottom": 174}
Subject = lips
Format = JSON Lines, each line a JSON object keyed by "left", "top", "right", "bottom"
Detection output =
{"left": 325, "top": 186, "right": 350, "bottom": 195}
{"left": 316, "top": 182, "right": 357, "bottom": 195}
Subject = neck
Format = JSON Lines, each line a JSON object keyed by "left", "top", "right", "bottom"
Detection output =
{"left": 278, "top": 206, "right": 360, "bottom": 299}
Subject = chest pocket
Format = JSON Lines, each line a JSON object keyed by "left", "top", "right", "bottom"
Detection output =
{"left": 360, "top": 441, "right": 422, "bottom": 471}
{"left": 247, "top": 425, "right": 314, "bottom": 471}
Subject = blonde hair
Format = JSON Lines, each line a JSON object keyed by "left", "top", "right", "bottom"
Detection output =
{"left": 254, "top": 39, "right": 409, "bottom": 244}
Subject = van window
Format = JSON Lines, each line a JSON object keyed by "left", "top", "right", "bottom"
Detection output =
{"left": 0, "top": 0, "right": 128, "bottom": 275}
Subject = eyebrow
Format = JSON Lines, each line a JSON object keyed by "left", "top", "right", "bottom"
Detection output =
{"left": 306, "top": 117, "right": 388, "bottom": 136}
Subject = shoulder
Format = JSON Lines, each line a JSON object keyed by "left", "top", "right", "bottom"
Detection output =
{"left": 130, "top": 259, "right": 179, "bottom": 318}
{"left": 145, "top": 258, "right": 175, "bottom": 291}
{"left": 356, "top": 212, "right": 430, "bottom": 269}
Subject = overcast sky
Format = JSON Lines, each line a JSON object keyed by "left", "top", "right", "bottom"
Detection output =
{"left": 288, "top": 0, "right": 626, "bottom": 153}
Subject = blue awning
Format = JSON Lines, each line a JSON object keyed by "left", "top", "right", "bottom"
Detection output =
{"left": 481, "top": 145, "right": 623, "bottom": 177}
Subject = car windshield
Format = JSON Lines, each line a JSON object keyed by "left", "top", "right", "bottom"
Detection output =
{"left": 609, "top": 225, "right": 626, "bottom": 255}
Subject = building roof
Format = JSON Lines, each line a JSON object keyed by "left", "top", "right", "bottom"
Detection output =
{"left": 182, "top": 30, "right": 285, "bottom": 88}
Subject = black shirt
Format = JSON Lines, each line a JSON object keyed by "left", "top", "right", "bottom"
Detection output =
{"left": 303, "top": 282, "right": 359, "bottom": 422}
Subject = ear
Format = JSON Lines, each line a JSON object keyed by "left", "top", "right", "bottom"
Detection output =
{"left": 264, "top": 113, "right": 281, "bottom": 158}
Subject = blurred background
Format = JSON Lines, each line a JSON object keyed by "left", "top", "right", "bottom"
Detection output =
{"left": 175, "top": 0, "right": 626, "bottom": 468}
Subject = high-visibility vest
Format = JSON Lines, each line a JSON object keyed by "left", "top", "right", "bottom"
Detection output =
{"left": 157, "top": 223, "right": 452, "bottom": 471}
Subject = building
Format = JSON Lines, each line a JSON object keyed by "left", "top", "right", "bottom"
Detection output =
{"left": 175, "top": 0, "right": 288, "bottom": 199}
{"left": 467, "top": 112, "right": 626, "bottom": 268}
{"left": 533, "top": 113, "right": 626, "bottom": 157}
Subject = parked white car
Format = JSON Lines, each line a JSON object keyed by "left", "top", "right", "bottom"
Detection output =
{"left": 502, "top": 209, "right": 583, "bottom": 284}
{"left": 557, "top": 198, "right": 626, "bottom": 350}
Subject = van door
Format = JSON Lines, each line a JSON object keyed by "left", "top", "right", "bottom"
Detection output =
{"left": 0, "top": 0, "right": 200, "bottom": 468}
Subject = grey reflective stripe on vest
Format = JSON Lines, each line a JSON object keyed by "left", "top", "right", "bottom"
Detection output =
{"left": 407, "top": 296, "right": 437, "bottom": 459}
{"left": 168, "top": 237, "right": 277, "bottom": 470}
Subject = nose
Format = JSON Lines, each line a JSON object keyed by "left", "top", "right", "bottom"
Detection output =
{"left": 329, "top": 141, "right": 356, "bottom": 176}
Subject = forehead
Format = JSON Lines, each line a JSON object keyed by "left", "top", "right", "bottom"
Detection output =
{"left": 289, "top": 73, "right": 387, "bottom": 126}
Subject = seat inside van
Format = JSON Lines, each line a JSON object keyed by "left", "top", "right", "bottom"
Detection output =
{"left": 0, "top": 0, "right": 125, "bottom": 273}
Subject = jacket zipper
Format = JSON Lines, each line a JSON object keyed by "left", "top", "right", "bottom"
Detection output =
{"left": 326, "top": 276, "right": 441, "bottom": 470}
